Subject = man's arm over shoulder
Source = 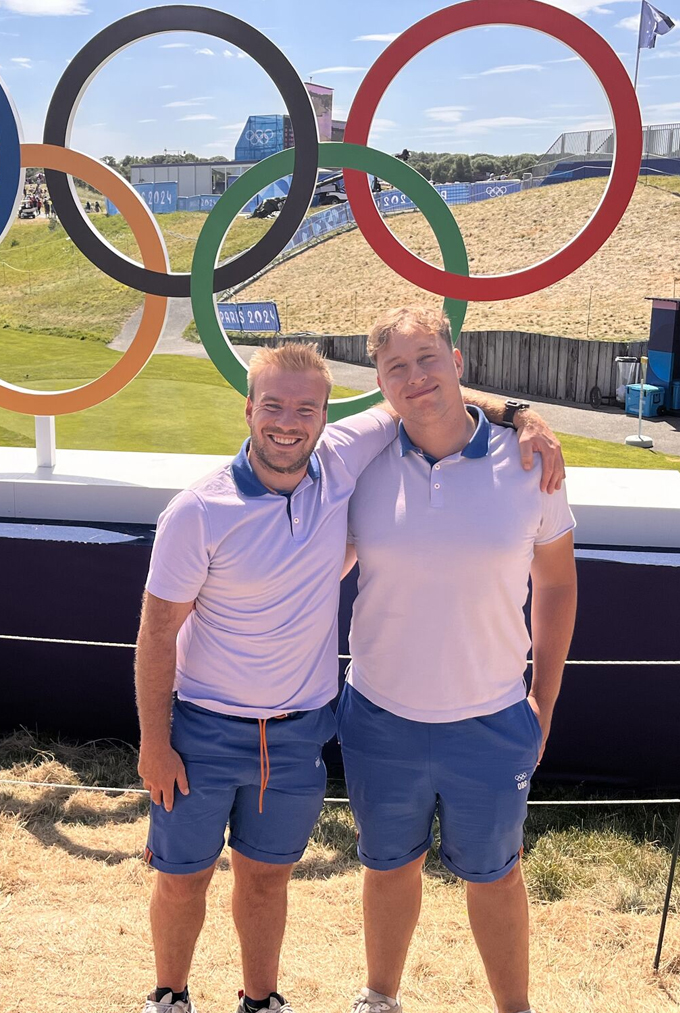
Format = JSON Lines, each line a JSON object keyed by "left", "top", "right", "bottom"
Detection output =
{"left": 461, "top": 385, "right": 565, "bottom": 494}
{"left": 321, "top": 403, "right": 398, "bottom": 479}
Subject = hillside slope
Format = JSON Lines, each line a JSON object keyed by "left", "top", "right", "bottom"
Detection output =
{"left": 238, "top": 179, "right": 680, "bottom": 341}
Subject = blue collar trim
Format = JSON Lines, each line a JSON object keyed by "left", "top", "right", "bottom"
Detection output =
{"left": 231, "top": 439, "right": 321, "bottom": 497}
{"left": 399, "top": 405, "right": 490, "bottom": 462}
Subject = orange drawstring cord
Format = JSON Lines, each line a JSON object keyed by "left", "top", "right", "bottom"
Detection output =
{"left": 258, "top": 718, "right": 270, "bottom": 813}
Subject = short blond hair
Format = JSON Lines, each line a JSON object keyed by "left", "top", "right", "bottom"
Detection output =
{"left": 247, "top": 342, "right": 333, "bottom": 403}
{"left": 367, "top": 307, "right": 453, "bottom": 363}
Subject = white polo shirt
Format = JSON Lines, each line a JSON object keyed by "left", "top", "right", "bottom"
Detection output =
{"left": 347, "top": 408, "right": 576, "bottom": 723}
{"left": 146, "top": 408, "right": 395, "bottom": 718}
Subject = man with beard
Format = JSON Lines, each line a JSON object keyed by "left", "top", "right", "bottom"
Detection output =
{"left": 338, "top": 309, "right": 577, "bottom": 1013}
{"left": 135, "top": 342, "right": 564, "bottom": 1013}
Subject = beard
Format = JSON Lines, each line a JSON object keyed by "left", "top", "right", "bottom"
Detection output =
{"left": 249, "top": 429, "right": 317, "bottom": 475}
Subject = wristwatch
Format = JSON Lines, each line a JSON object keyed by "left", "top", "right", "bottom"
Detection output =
{"left": 500, "top": 399, "right": 531, "bottom": 428}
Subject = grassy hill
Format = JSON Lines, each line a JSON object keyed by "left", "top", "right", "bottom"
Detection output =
{"left": 237, "top": 177, "right": 680, "bottom": 341}
{"left": 0, "top": 209, "right": 274, "bottom": 343}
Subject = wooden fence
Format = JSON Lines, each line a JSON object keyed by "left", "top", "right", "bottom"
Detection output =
{"left": 238, "top": 331, "right": 648, "bottom": 404}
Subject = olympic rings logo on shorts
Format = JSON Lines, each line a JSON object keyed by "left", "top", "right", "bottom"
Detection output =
{"left": 0, "top": 0, "right": 642, "bottom": 423}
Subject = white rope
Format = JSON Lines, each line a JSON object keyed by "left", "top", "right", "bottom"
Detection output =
{"left": 0, "top": 779, "right": 678, "bottom": 806}
{"left": 1, "top": 637, "right": 679, "bottom": 665}
{"left": 0, "top": 634, "right": 135, "bottom": 648}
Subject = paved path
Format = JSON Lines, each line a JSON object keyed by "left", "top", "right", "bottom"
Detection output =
{"left": 110, "top": 317, "right": 680, "bottom": 456}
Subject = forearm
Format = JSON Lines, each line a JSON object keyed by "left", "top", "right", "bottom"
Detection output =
{"left": 529, "top": 583, "right": 577, "bottom": 712}
{"left": 135, "top": 629, "right": 178, "bottom": 747}
{"left": 460, "top": 385, "right": 537, "bottom": 428}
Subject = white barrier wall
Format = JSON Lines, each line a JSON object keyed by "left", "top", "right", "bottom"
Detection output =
{"left": 1, "top": 448, "right": 679, "bottom": 548}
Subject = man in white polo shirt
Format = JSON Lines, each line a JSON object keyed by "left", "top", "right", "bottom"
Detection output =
{"left": 135, "top": 341, "right": 564, "bottom": 1013}
{"left": 339, "top": 309, "right": 577, "bottom": 1013}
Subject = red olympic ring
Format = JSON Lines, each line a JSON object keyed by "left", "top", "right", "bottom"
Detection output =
{"left": 344, "top": 0, "right": 643, "bottom": 302}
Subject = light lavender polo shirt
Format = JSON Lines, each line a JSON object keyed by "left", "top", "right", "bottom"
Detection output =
{"left": 347, "top": 408, "right": 576, "bottom": 723}
{"left": 146, "top": 408, "right": 395, "bottom": 718}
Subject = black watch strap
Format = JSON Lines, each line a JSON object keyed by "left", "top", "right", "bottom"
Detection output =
{"left": 500, "top": 399, "right": 531, "bottom": 428}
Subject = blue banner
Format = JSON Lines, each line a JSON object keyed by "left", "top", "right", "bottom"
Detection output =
{"left": 470, "top": 180, "right": 521, "bottom": 201}
{"left": 106, "top": 181, "right": 178, "bottom": 216}
{"left": 217, "top": 301, "right": 281, "bottom": 333}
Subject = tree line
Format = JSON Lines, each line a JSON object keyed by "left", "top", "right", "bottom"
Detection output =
{"left": 404, "top": 151, "right": 539, "bottom": 184}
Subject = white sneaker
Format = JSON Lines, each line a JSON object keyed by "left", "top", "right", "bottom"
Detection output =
{"left": 235, "top": 993, "right": 294, "bottom": 1013}
{"left": 143, "top": 992, "right": 197, "bottom": 1013}
{"left": 351, "top": 987, "right": 403, "bottom": 1013}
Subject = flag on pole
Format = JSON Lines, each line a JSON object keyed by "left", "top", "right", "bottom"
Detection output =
{"left": 638, "top": 2, "right": 675, "bottom": 49}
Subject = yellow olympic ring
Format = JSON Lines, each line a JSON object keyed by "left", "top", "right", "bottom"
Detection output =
{"left": 0, "top": 143, "right": 168, "bottom": 416}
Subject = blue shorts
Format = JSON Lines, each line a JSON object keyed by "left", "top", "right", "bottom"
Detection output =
{"left": 146, "top": 698, "right": 336, "bottom": 874}
{"left": 337, "top": 685, "right": 542, "bottom": 882}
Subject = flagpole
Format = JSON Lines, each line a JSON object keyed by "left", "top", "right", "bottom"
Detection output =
{"left": 633, "top": 0, "right": 644, "bottom": 92}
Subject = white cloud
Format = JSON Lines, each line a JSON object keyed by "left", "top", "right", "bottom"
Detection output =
{"left": 223, "top": 48, "right": 232, "bottom": 57}
{"left": 88, "top": 121, "right": 105, "bottom": 127}
{"left": 461, "top": 63, "right": 543, "bottom": 80}
{"left": 353, "top": 33, "right": 399, "bottom": 42}
{"left": 643, "top": 101, "right": 680, "bottom": 115}
{"left": 0, "top": 0, "right": 89, "bottom": 13}
{"left": 160, "top": 42, "right": 190, "bottom": 49}
{"left": 647, "top": 73, "right": 680, "bottom": 79}
{"left": 236, "top": 52, "right": 249, "bottom": 59}
{"left": 139, "top": 118, "right": 156, "bottom": 123}
{"left": 547, "top": 56, "right": 581, "bottom": 63}
{"left": 616, "top": 15, "right": 640, "bottom": 31}
{"left": 164, "top": 100, "right": 203, "bottom": 108}
{"left": 369, "top": 118, "right": 398, "bottom": 134}
{"left": 11, "top": 55, "right": 31, "bottom": 67}
{"left": 482, "top": 63, "right": 544, "bottom": 75}
{"left": 542, "top": 0, "right": 631, "bottom": 14}
{"left": 195, "top": 47, "right": 214, "bottom": 56}
{"left": 464, "top": 116, "right": 548, "bottom": 132}
{"left": 308, "top": 66, "right": 367, "bottom": 75}
{"left": 426, "top": 106, "right": 469, "bottom": 123}
{"left": 219, "top": 122, "right": 243, "bottom": 130}
{"left": 652, "top": 50, "right": 680, "bottom": 59}
{"left": 159, "top": 84, "right": 176, "bottom": 90}
{"left": 178, "top": 113, "right": 217, "bottom": 121}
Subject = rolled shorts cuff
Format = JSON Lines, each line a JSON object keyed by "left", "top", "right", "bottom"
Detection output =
{"left": 357, "top": 834, "right": 433, "bottom": 871}
{"left": 228, "top": 833, "right": 306, "bottom": 866}
{"left": 146, "top": 844, "right": 224, "bottom": 876}
{"left": 440, "top": 847, "right": 521, "bottom": 883}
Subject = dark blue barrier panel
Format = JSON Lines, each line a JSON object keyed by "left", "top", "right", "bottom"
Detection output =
{"left": 107, "top": 181, "right": 178, "bottom": 216}
{"left": 3, "top": 521, "right": 679, "bottom": 788}
{"left": 471, "top": 180, "right": 521, "bottom": 201}
{"left": 217, "top": 301, "right": 280, "bottom": 332}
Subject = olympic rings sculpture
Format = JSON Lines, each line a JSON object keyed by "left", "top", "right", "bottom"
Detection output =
{"left": 0, "top": 0, "right": 642, "bottom": 423}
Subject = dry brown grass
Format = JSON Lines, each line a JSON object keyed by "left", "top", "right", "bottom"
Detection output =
{"left": 239, "top": 179, "right": 680, "bottom": 342}
{"left": 1, "top": 735, "right": 679, "bottom": 1013}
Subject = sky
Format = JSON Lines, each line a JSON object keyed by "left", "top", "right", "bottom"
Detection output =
{"left": 0, "top": 0, "right": 679, "bottom": 162}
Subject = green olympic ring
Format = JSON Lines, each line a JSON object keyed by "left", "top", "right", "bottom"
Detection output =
{"left": 191, "top": 141, "right": 469, "bottom": 422}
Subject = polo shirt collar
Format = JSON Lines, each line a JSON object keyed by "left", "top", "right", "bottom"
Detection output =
{"left": 231, "top": 439, "right": 321, "bottom": 497}
{"left": 399, "top": 405, "right": 490, "bottom": 461}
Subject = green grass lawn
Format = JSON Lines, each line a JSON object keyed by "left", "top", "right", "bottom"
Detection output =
{"left": 0, "top": 209, "right": 274, "bottom": 344}
{"left": 1, "top": 329, "right": 679, "bottom": 466}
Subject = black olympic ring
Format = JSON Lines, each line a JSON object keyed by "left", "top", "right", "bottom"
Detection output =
{"left": 43, "top": 4, "right": 319, "bottom": 298}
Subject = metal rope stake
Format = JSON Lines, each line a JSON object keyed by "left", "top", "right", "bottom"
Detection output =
{"left": 654, "top": 809, "right": 680, "bottom": 972}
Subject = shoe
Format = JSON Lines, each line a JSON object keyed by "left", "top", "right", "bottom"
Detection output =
{"left": 351, "top": 987, "right": 402, "bottom": 1013}
{"left": 143, "top": 991, "right": 197, "bottom": 1013}
{"left": 235, "top": 993, "right": 294, "bottom": 1013}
